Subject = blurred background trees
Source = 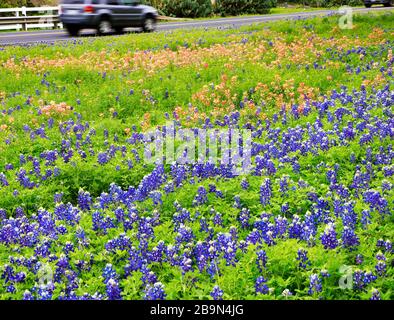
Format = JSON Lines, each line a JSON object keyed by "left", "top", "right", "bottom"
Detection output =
{"left": 0, "top": 1, "right": 57, "bottom": 8}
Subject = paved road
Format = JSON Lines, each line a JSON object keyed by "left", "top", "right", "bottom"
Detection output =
{"left": 0, "top": 6, "right": 393, "bottom": 46}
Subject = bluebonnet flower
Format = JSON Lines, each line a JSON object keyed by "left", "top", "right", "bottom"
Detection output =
{"left": 370, "top": 288, "right": 381, "bottom": 300}
{"left": 207, "top": 260, "right": 220, "bottom": 279}
{"left": 217, "top": 233, "right": 237, "bottom": 266}
{"left": 340, "top": 201, "right": 357, "bottom": 228}
{"left": 238, "top": 240, "right": 247, "bottom": 253}
{"left": 255, "top": 276, "right": 269, "bottom": 294}
{"left": 77, "top": 189, "right": 92, "bottom": 211}
{"left": 363, "top": 190, "right": 390, "bottom": 216}
{"left": 175, "top": 225, "right": 194, "bottom": 244}
{"left": 194, "top": 242, "right": 208, "bottom": 272}
{"left": 384, "top": 240, "right": 392, "bottom": 253}
{"left": 199, "top": 217, "right": 209, "bottom": 233}
{"left": 105, "top": 233, "right": 131, "bottom": 253}
{"left": 320, "top": 269, "right": 330, "bottom": 278}
{"left": 150, "top": 191, "right": 163, "bottom": 206}
{"left": 37, "top": 284, "right": 54, "bottom": 300}
{"left": 320, "top": 223, "right": 338, "bottom": 249}
{"left": 341, "top": 227, "right": 359, "bottom": 249}
{"left": 296, "top": 248, "right": 310, "bottom": 269}
{"left": 53, "top": 167, "right": 60, "bottom": 176}
{"left": 144, "top": 282, "right": 166, "bottom": 300}
{"left": 326, "top": 169, "right": 337, "bottom": 185}
{"left": 208, "top": 184, "right": 217, "bottom": 194}
{"left": 260, "top": 178, "right": 272, "bottom": 206}
{"left": 124, "top": 247, "right": 143, "bottom": 274}
{"left": 114, "top": 207, "right": 125, "bottom": 222}
{"left": 92, "top": 211, "right": 115, "bottom": 235}
{"left": 241, "top": 178, "right": 249, "bottom": 190}
{"left": 141, "top": 265, "right": 158, "bottom": 285}
{"left": 6, "top": 284, "right": 16, "bottom": 293}
{"left": 19, "top": 154, "right": 26, "bottom": 165}
{"left": 262, "top": 228, "right": 275, "bottom": 247}
{"left": 166, "top": 245, "right": 180, "bottom": 267}
{"left": 363, "top": 271, "right": 378, "bottom": 285}
{"left": 102, "top": 264, "right": 118, "bottom": 284}
{"left": 266, "top": 160, "right": 276, "bottom": 175}
{"left": 375, "top": 261, "right": 386, "bottom": 277}
{"left": 239, "top": 208, "right": 250, "bottom": 229}
{"left": 97, "top": 152, "right": 109, "bottom": 165}
{"left": 194, "top": 186, "right": 208, "bottom": 206}
{"left": 54, "top": 192, "right": 63, "bottom": 203}
{"left": 361, "top": 210, "right": 371, "bottom": 229}
{"left": 180, "top": 255, "right": 193, "bottom": 275}
{"left": 376, "top": 252, "right": 386, "bottom": 261}
{"left": 256, "top": 250, "right": 267, "bottom": 272}
{"left": 106, "top": 278, "right": 122, "bottom": 300}
{"left": 23, "top": 290, "right": 34, "bottom": 300}
{"left": 229, "top": 226, "right": 238, "bottom": 241}
{"left": 163, "top": 181, "right": 174, "bottom": 194}
{"left": 288, "top": 215, "right": 304, "bottom": 240}
{"left": 15, "top": 207, "right": 25, "bottom": 218}
{"left": 281, "top": 202, "right": 289, "bottom": 214}
{"left": 210, "top": 285, "right": 223, "bottom": 300}
{"left": 63, "top": 242, "right": 74, "bottom": 255}
{"left": 213, "top": 211, "right": 223, "bottom": 227}
{"left": 279, "top": 175, "right": 289, "bottom": 195}
{"left": 233, "top": 195, "right": 241, "bottom": 209}
{"left": 381, "top": 180, "right": 392, "bottom": 192}
{"left": 275, "top": 216, "right": 287, "bottom": 238}
{"left": 1, "top": 264, "right": 15, "bottom": 284}
{"left": 356, "top": 254, "right": 363, "bottom": 265}
{"left": 383, "top": 165, "right": 393, "bottom": 177}
{"left": 0, "top": 173, "right": 8, "bottom": 187}
{"left": 246, "top": 229, "right": 261, "bottom": 245}
{"left": 74, "top": 227, "right": 88, "bottom": 247}
{"left": 35, "top": 241, "right": 52, "bottom": 258}
{"left": 150, "top": 241, "right": 166, "bottom": 263}
{"left": 16, "top": 168, "right": 36, "bottom": 189}
{"left": 376, "top": 238, "right": 385, "bottom": 249}
{"left": 353, "top": 270, "right": 377, "bottom": 291}
{"left": 308, "top": 274, "right": 322, "bottom": 295}
{"left": 292, "top": 160, "right": 300, "bottom": 173}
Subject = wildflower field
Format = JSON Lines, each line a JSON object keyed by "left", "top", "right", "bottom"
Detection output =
{"left": 0, "top": 12, "right": 393, "bottom": 300}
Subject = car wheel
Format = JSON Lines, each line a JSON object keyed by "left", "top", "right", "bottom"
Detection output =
{"left": 365, "top": 4, "right": 372, "bottom": 7}
{"left": 65, "top": 25, "right": 80, "bottom": 37}
{"left": 115, "top": 27, "right": 124, "bottom": 34}
{"left": 97, "top": 19, "right": 112, "bottom": 35}
{"left": 142, "top": 16, "right": 156, "bottom": 33}
{"left": 383, "top": 2, "right": 391, "bottom": 6}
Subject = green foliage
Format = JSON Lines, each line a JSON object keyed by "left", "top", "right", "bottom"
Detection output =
{"left": 277, "top": 0, "right": 363, "bottom": 7}
{"left": 164, "top": 0, "right": 213, "bottom": 18}
{"left": 213, "top": 0, "right": 277, "bottom": 16}
{"left": 143, "top": 0, "right": 277, "bottom": 17}
{"left": 0, "top": 0, "right": 56, "bottom": 8}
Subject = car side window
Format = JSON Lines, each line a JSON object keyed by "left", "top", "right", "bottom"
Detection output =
{"left": 107, "top": 0, "right": 119, "bottom": 4}
{"left": 122, "top": 0, "right": 135, "bottom": 5}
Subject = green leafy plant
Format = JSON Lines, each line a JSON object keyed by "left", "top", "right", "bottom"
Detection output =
{"left": 213, "top": 0, "right": 277, "bottom": 16}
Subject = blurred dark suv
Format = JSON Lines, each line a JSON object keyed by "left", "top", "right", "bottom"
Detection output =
{"left": 363, "top": 0, "right": 392, "bottom": 7}
{"left": 59, "top": 0, "right": 159, "bottom": 36}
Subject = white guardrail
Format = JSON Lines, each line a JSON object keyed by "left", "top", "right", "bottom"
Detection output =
{"left": 0, "top": 6, "right": 61, "bottom": 31}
